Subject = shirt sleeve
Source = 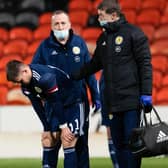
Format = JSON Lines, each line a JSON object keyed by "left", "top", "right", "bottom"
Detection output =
{"left": 22, "top": 87, "right": 50, "bottom": 131}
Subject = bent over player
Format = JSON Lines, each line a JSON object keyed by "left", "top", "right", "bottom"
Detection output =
{"left": 6, "top": 60, "right": 85, "bottom": 168}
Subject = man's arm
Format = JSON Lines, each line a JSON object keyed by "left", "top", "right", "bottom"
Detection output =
{"left": 22, "top": 88, "right": 50, "bottom": 131}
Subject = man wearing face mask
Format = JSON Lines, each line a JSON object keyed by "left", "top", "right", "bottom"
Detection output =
{"left": 71, "top": 1, "right": 153, "bottom": 168}
{"left": 32, "top": 10, "right": 101, "bottom": 168}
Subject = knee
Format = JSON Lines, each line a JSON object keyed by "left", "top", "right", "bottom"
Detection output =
{"left": 41, "top": 132, "right": 59, "bottom": 147}
{"left": 62, "top": 137, "right": 78, "bottom": 148}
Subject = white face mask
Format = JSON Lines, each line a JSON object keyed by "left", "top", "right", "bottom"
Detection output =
{"left": 99, "top": 20, "right": 108, "bottom": 27}
{"left": 53, "top": 29, "right": 69, "bottom": 40}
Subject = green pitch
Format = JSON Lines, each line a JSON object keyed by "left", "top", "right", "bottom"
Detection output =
{"left": 0, "top": 157, "right": 168, "bottom": 168}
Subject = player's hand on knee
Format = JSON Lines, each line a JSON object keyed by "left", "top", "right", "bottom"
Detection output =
{"left": 61, "top": 127, "right": 75, "bottom": 144}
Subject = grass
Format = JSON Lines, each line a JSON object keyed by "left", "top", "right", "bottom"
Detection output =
{"left": 0, "top": 157, "right": 168, "bottom": 168}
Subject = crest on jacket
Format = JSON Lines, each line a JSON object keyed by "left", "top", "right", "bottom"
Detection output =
{"left": 115, "top": 36, "right": 123, "bottom": 45}
{"left": 72, "top": 46, "right": 80, "bottom": 55}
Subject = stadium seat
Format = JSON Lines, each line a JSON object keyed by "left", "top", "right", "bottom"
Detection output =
{"left": 0, "top": 41, "right": 4, "bottom": 58}
{"left": 23, "top": 55, "right": 33, "bottom": 64}
{"left": 156, "top": 86, "right": 168, "bottom": 105}
{"left": 0, "top": 54, "right": 22, "bottom": 70}
{"left": 160, "top": 13, "right": 168, "bottom": 25}
{"left": 71, "top": 24, "right": 83, "bottom": 35}
{"left": 81, "top": 27, "right": 102, "bottom": 41}
{"left": 17, "top": 0, "right": 45, "bottom": 15}
{"left": 139, "top": 24, "right": 155, "bottom": 43}
{"left": 0, "top": 12, "right": 15, "bottom": 29}
{"left": 69, "top": 0, "right": 92, "bottom": 13}
{"left": 152, "top": 87, "right": 157, "bottom": 105}
{"left": 69, "top": 10, "right": 89, "bottom": 27}
{"left": 7, "top": 87, "right": 31, "bottom": 105}
{"left": 33, "top": 24, "right": 51, "bottom": 40}
{"left": 0, "top": 85, "right": 8, "bottom": 105}
{"left": 0, "top": 28, "right": 9, "bottom": 43}
{"left": 27, "top": 40, "right": 41, "bottom": 56}
{"left": 81, "top": 28, "right": 102, "bottom": 55}
{"left": 120, "top": 0, "right": 141, "bottom": 12}
{"left": 136, "top": 9, "right": 160, "bottom": 27}
{"left": 150, "top": 39, "right": 168, "bottom": 55}
{"left": 152, "top": 55, "right": 167, "bottom": 73}
{"left": 153, "top": 69, "right": 163, "bottom": 89}
{"left": 162, "top": 75, "right": 168, "bottom": 87}
{"left": 39, "top": 12, "right": 52, "bottom": 25}
{"left": 122, "top": 9, "right": 136, "bottom": 24}
{"left": 141, "top": 0, "right": 166, "bottom": 12}
{"left": 154, "top": 25, "right": 168, "bottom": 41}
{"left": 3, "top": 40, "right": 28, "bottom": 58}
{"left": 92, "top": 0, "right": 103, "bottom": 15}
{"left": 15, "top": 12, "right": 39, "bottom": 30}
{"left": 0, "top": 70, "right": 8, "bottom": 85}
{"left": 9, "top": 27, "right": 33, "bottom": 43}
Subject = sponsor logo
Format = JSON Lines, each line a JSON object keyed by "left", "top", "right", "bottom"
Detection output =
{"left": 51, "top": 50, "right": 58, "bottom": 55}
{"left": 74, "top": 56, "right": 80, "bottom": 62}
{"left": 156, "top": 130, "right": 168, "bottom": 143}
{"left": 115, "top": 46, "right": 121, "bottom": 52}
{"left": 102, "top": 41, "right": 106, "bottom": 46}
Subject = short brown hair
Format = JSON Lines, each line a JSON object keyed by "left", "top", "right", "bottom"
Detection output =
{"left": 98, "top": 0, "right": 121, "bottom": 15}
{"left": 6, "top": 60, "right": 23, "bottom": 82}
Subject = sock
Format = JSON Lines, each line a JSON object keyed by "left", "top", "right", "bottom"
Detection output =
{"left": 108, "top": 139, "right": 120, "bottom": 168}
{"left": 42, "top": 141, "right": 61, "bottom": 168}
{"left": 64, "top": 147, "right": 77, "bottom": 168}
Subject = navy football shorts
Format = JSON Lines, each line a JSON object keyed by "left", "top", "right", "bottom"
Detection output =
{"left": 44, "top": 101, "right": 85, "bottom": 136}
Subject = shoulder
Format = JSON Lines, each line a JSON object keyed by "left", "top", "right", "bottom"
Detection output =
{"left": 123, "top": 23, "right": 146, "bottom": 38}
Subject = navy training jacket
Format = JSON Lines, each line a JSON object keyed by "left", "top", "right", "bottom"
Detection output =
{"left": 32, "top": 30, "right": 100, "bottom": 114}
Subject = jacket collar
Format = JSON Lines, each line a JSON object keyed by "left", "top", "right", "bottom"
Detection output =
{"left": 104, "top": 14, "right": 127, "bottom": 33}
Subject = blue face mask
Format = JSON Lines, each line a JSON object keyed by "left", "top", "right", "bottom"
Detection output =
{"left": 99, "top": 20, "right": 108, "bottom": 27}
{"left": 53, "top": 29, "right": 69, "bottom": 40}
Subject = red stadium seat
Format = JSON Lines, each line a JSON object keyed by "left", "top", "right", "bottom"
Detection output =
{"left": 23, "top": 55, "right": 33, "bottom": 64}
{"left": 160, "top": 13, "right": 168, "bottom": 25}
{"left": 71, "top": 24, "right": 83, "bottom": 35}
{"left": 3, "top": 39, "right": 28, "bottom": 58}
{"left": 152, "top": 87, "right": 157, "bottom": 105}
{"left": 9, "top": 27, "right": 33, "bottom": 43}
{"left": 69, "top": 10, "right": 89, "bottom": 27}
{"left": 0, "top": 85, "right": 8, "bottom": 105}
{"left": 122, "top": 9, "right": 136, "bottom": 24}
{"left": 152, "top": 55, "right": 167, "bottom": 73}
{"left": 81, "top": 27, "right": 102, "bottom": 41}
{"left": 156, "top": 86, "right": 168, "bottom": 105}
{"left": 153, "top": 69, "right": 163, "bottom": 89}
{"left": 150, "top": 40, "right": 168, "bottom": 55}
{"left": 69, "top": 0, "right": 92, "bottom": 13}
{"left": 39, "top": 12, "right": 52, "bottom": 25}
{"left": 0, "top": 70, "right": 8, "bottom": 85}
{"left": 136, "top": 9, "right": 160, "bottom": 27}
{"left": 92, "top": 0, "right": 103, "bottom": 15}
{"left": 0, "top": 28, "right": 9, "bottom": 43}
{"left": 120, "top": 0, "right": 141, "bottom": 12}
{"left": 27, "top": 40, "right": 41, "bottom": 56}
{"left": 153, "top": 25, "right": 168, "bottom": 41}
{"left": 33, "top": 24, "right": 51, "bottom": 40}
{"left": 0, "top": 54, "right": 22, "bottom": 70}
{"left": 141, "top": 0, "right": 166, "bottom": 12}
{"left": 139, "top": 24, "right": 155, "bottom": 43}
{"left": 162, "top": 75, "right": 168, "bottom": 87}
{"left": 0, "top": 41, "right": 4, "bottom": 58}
